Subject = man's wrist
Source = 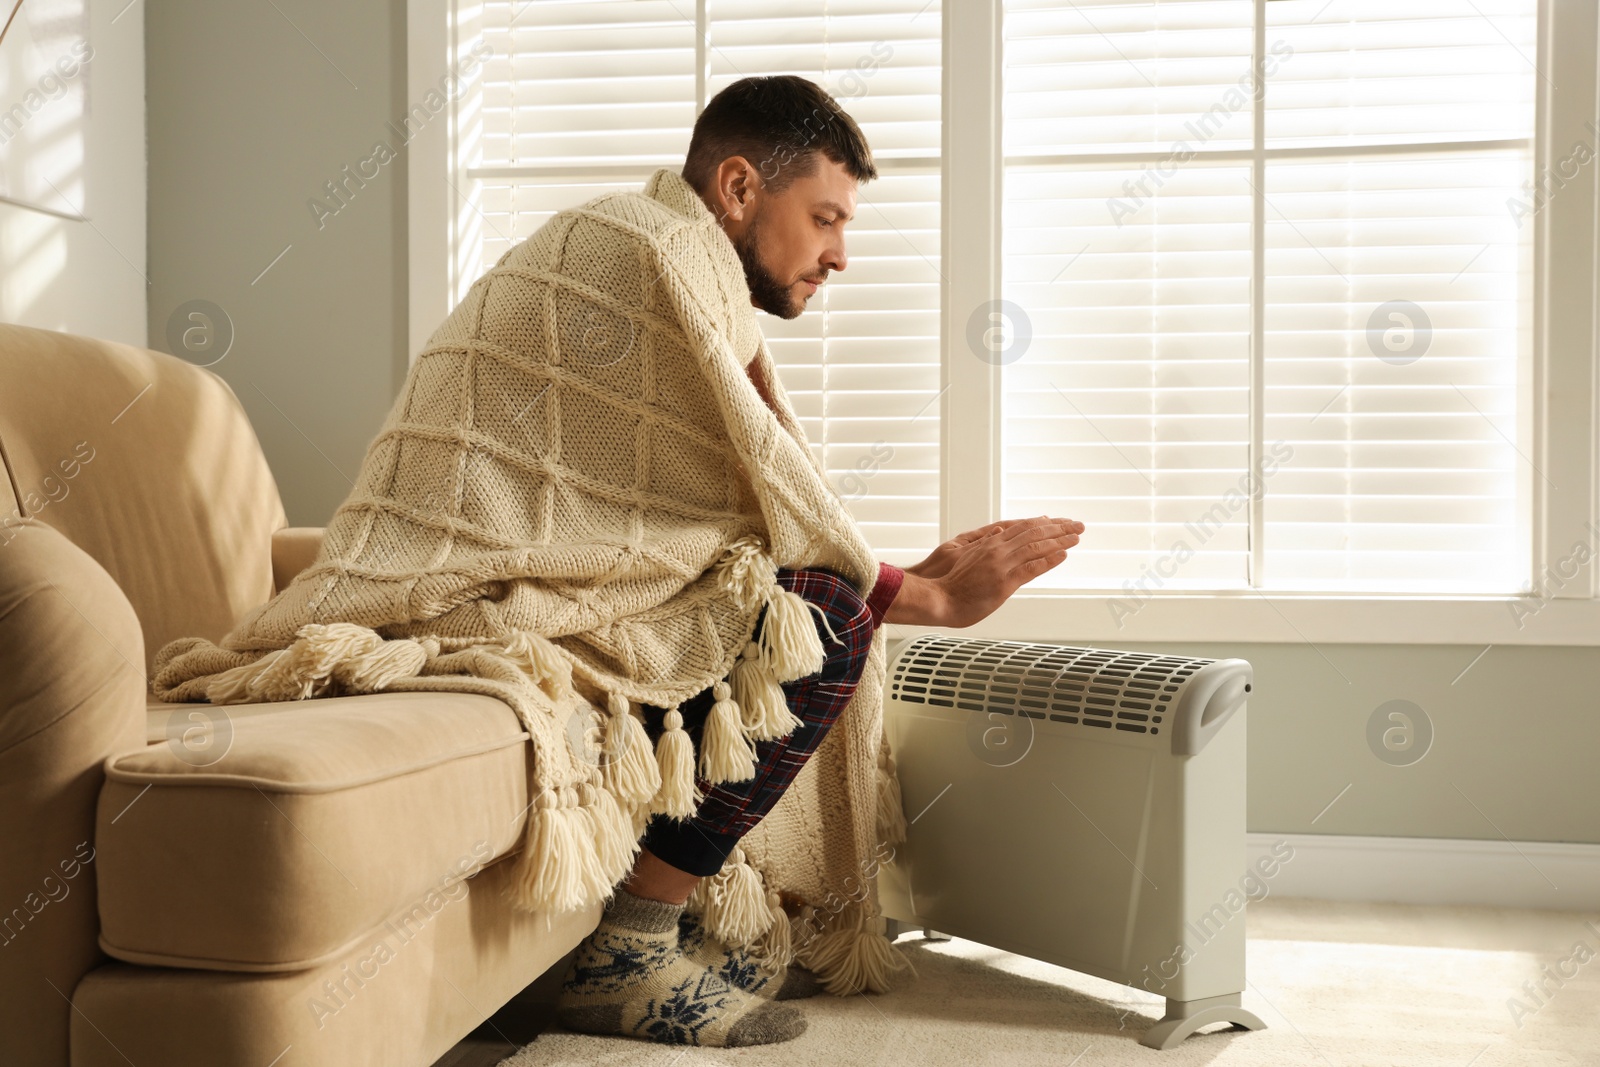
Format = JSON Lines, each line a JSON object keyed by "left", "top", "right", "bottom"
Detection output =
{"left": 883, "top": 570, "right": 948, "bottom": 627}
{"left": 864, "top": 561, "right": 905, "bottom": 628}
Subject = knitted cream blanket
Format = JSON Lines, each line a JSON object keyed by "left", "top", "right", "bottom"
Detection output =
{"left": 149, "top": 168, "right": 910, "bottom": 993}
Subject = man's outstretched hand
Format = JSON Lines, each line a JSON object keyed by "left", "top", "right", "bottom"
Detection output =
{"left": 884, "top": 515, "right": 1084, "bottom": 628}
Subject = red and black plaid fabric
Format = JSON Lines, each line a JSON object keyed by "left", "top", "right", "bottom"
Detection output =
{"left": 638, "top": 565, "right": 886, "bottom": 877}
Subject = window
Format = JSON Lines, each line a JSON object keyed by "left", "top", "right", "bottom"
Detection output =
{"left": 1001, "top": 0, "right": 1537, "bottom": 595}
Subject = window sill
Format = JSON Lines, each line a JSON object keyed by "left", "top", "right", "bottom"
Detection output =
{"left": 881, "top": 591, "right": 1600, "bottom": 648}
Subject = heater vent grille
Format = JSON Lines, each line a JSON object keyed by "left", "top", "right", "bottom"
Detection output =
{"left": 889, "top": 635, "right": 1219, "bottom": 737}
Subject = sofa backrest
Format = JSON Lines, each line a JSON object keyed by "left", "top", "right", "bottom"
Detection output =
{"left": 0, "top": 323, "right": 288, "bottom": 676}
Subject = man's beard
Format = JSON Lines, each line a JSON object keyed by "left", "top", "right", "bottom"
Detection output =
{"left": 732, "top": 214, "right": 804, "bottom": 320}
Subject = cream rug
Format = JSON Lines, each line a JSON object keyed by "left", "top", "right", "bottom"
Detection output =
{"left": 497, "top": 897, "right": 1599, "bottom": 1066}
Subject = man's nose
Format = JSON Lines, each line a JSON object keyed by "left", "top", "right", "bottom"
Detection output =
{"left": 823, "top": 238, "right": 847, "bottom": 274}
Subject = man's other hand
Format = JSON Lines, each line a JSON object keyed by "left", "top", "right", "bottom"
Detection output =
{"left": 884, "top": 516, "right": 1084, "bottom": 628}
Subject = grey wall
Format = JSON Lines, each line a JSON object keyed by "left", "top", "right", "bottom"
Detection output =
{"left": 1103, "top": 640, "right": 1598, "bottom": 846}
{"left": 144, "top": 1, "right": 1600, "bottom": 850}
{"left": 145, "top": 0, "right": 409, "bottom": 527}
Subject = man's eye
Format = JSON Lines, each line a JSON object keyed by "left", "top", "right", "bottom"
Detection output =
{"left": 816, "top": 217, "right": 833, "bottom": 228}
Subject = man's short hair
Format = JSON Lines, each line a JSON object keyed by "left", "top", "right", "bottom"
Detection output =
{"left": 683, "top": 75, "right": 877, "bottom": 196}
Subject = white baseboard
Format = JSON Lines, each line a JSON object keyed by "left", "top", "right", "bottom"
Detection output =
{"left": 1245, "top": 833, "right": 1600, "bottom": 913}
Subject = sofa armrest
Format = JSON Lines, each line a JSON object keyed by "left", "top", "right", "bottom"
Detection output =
{"left": 0, "top": 518, "right": 148, "bottom": 1065}
{"left": 271, "top": 526, "right": 326, "bottom": 594}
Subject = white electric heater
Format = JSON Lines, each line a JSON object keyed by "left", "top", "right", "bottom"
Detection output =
{"left": 877, "top": 634, "right": 1268, "bottom": 1050}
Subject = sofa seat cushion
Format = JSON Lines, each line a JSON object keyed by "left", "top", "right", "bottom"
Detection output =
{"left": 97, "top": 691, "right": 534, "bottom": 972}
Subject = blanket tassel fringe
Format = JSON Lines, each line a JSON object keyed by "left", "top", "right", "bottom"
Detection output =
{"left": 601, "top": 692, "right": 661, "bottom": 808}
{"left": 730, "top": 641, "right": 804, "bottom": 742}
{"left": 582, "top": 780, "right": 637, "bottom": 880}
{"left": 750, "top": 890, "right": 793, "bottom": 968}
{"left": 687, "top": 845, "right": 774, "bottom": 945}
{"left": 649, "top": 708, "right": 701, "bottom": 818}
{"left": 507, "top": 784, "right": 632, "bottom": 915}
{"left": 499, "top": 627, "right": 576, "bottom": 701}
{"left": 757, "top": 584, "right": 828, "bottom": 679}
{"left": 700, "top": 680, "right": 757, "bottom": 782}
{"left": 794, "top": 900, "right": 916, "bottom": 996}
{"left": 203, "top": 622, "right": 434, "bottom": 704}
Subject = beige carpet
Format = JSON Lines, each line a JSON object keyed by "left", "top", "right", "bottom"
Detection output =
{"left": 498, "top": 897, "right": 1600, "bottom": 1066}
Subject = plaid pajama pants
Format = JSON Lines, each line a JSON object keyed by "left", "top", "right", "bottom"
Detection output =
{"left": 638, "top": 567, "right": 877, "bottom": 877}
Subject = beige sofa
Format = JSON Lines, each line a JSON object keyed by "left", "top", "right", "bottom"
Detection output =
{"left": 0, "top": 323, "right": 597, "bottom": 1067}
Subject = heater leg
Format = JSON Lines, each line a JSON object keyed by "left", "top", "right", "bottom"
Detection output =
{"left": 1139, "top": 992, "right": 1267, "bottom": 1051}
{"left": 876, "top": 919, "right": 950, "bottom": 943}
{"left": 880, "top": 919, "right": 948, "bottom": 942}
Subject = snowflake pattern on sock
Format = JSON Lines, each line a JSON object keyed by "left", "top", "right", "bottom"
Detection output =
{"left": 678, "top": 910, "right": 775, "bottom": 996}
{"left": 631, "top": 969, "right": 740, "bottom": 1045}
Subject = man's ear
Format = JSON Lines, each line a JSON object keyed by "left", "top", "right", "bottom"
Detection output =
{"left": 713, "top": 156, "right": 759, "bottom": 223}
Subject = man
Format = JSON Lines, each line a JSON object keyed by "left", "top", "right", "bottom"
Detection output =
{"left": 553, "top": 75, "right": 1085, "bottom": 1048}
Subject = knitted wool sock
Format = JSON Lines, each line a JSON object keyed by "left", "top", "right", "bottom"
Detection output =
{"left": 678, "top": 909, "right": 824, "bottom": 1001}
{"left": 556, "top": 887, "right": 807, "bottom": 1047}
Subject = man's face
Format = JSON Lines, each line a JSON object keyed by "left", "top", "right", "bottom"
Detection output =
{"left": 713, "top": 155, "right": 857, "bottom": 320}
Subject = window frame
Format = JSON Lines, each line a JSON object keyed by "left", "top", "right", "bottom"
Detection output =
{"left": 411, "top": 0, "right": 1600, "bottom": 646}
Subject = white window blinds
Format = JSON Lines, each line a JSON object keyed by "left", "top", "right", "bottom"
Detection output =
{"left": 463, "top": 0, "right": 942, "bottom": 565}
{"left": 1001, "top": 0, "right": 1537, "bottom": 595}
